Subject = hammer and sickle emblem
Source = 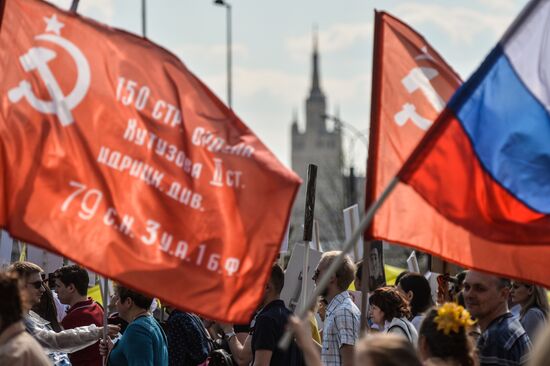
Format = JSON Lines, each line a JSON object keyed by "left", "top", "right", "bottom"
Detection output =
{"left": 8, "top": 33, "right": 91, "bottom": 126}
{"left": 394, "top": 67, "right": 444, "bottom": 131}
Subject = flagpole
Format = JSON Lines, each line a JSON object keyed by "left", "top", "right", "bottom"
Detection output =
{"left": 101, "top": 277, "right": 109, "bottom": 366}
{"left": 70, "top": 0, "right": 79, "bottom": 13}
{"left": 278, "top": 176, "right": 399, "bottom": 349}
{"left": 359, "top": 239, "right": 371, "bottom": 335}
{"left": 300, "top": 164, "right": 317, "bottom": 312}
{"left": 300, "top": 242, "right": 310, "bottom": 312}
{"left": 360, "top": 9, "right": 384, "bottom": 334}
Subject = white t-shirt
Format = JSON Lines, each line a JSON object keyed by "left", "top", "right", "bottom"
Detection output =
{"left": 411, "top": 314, "right": 425, "bottom": 333}
{"left": 51, "top": 291, "right": 68, "bottom": 322}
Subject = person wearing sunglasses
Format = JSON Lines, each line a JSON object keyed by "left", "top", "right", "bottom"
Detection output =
{"left": 510, "top": 281, "right": 549, "bottom": 343}
{"left": 0, "top": 272, "right": 51, "bottom": 365}
{"left": 7, "top": 261, "right": 119, "bottom": 366}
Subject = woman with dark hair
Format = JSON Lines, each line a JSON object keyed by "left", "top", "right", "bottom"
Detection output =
{"left": 398, "top": 273, "right": 434, "bottom": 332}
{"left": 0, "top": 272, "right": 51, "bottom": 365}
{"left": 32, "top": 283, "right": 63, "bottom": 332}
{"left": 369, "top": 287, "right": 418, "bottom": 344}
{"left": 394, "top": 271, "right": 410, "bottom": 287}
{"left": 418, "top": 303, "right": 477, "bottom": 366}
{"left": 510, "top": 281, "right": 549, "bottom": 342}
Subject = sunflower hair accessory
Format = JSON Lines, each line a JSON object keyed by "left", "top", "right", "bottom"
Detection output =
{"left": 434, "top": 302, "right": 476, "bottom": 335}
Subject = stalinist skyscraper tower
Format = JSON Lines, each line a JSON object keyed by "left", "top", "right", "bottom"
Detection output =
{"left": 290, "top": 31, "right": 344, "bottom": 246}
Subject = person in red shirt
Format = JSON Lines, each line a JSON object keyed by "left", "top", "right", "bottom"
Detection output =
{"left": 54, "top": 265, "right": 104, "bottom": 366}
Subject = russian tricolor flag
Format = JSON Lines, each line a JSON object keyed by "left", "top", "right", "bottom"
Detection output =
{"left": 399, "top": 0, "right": 550, "bottom": 247}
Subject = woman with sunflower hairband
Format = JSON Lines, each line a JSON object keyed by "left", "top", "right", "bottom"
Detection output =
{"left": 418, "top": 302, "right": 478, "bottom": 366}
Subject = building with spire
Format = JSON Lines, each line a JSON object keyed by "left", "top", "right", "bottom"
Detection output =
{"left": 290, "top": 31, "right": 345, "bottom": 246}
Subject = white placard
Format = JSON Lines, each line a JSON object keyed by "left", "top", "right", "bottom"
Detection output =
{"left": 343, "top": 204, "right": 364, "bottom": 262}
{"left": 425, "top": 271, "right": 440, "bottom": 304}
{"left": 407, "top": 251, "right": 420, "bottom": 273}
{"left": 280, "top": 243, "right": 322, "bottom": 312}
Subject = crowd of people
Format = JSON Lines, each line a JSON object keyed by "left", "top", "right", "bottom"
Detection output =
{"left": 0, "top": 251, "right": 549, "bottom": 366}
{"left": 288, "top": 252, "right": 549, "bottom": 366}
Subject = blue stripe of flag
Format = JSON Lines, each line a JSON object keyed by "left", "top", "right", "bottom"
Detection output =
{"left": 449, "top": 45, "right": 550, "bottom": 214}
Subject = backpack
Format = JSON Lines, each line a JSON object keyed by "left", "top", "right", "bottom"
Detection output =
{"left": 207, "top": 346, "right": 234, "bottom": 366}
{"left": 196, "top": 322, "right": 234, "bottom": 366}
{"left": 387, "top": 317, "right": 416, "bottom": 343}
{"left": 194, "top": 337, "right": 234, "bottom": 366}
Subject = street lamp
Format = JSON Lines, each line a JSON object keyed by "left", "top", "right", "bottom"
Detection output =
{"left": 322, "top": 113, "right": 369, "bottom": 206}
{"left": 214, "top": 0, "right": 232, "bottom": 109}
{"left": 322, "top": 113, "right": 368, "bottom": 148}
{"left": 322, "top": 112, "right": 369, "bottom": 172}
{"left": 142, "top": 0, "right": 147, "bottom": 37}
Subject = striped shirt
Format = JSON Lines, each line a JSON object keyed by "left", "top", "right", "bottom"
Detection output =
{"left": 477, "top": 312, "right": 532, "bottom": 366}
{"left": 321, "top": 291, "right": 360, "bottom": 366}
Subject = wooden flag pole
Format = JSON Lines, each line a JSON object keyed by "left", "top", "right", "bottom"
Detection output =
{"left": 300, "top": 164, "right": 317, "bottom": 312}
{"left": 279, "top": 177, "right": 399, "bottom": 350}
{"left": 101, "top": 277, "right": 109, "bottom": 366}
{"left": 359, "top": 240, "right": 371, "bottom": 335}
{"left": 303, "top": 164, "right": 317, "bottom": 242}
{"left": 360, "top": 7, "right": 381, "bottom": 336}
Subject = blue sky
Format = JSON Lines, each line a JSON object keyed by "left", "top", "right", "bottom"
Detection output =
{"left": 49, "top": 0, "right": 527, "bottom": 173}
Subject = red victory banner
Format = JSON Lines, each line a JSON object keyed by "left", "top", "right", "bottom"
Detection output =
{"left": 365, "top": 12, "right": 461, "bottom": 254}
{"left": 0, "top": 0, "right": 300, "bottom": 322}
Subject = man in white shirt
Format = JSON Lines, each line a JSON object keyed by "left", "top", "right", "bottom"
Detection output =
{"left": 313, "top": 251, "right": 360, "bottom": 366}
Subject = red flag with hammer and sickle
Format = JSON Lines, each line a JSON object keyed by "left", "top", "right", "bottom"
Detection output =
{"left": 0, "top": 0, "right": 300, "bottom": 322}
{"left": 365, "top": 11, "right": 463, "bottom": 263}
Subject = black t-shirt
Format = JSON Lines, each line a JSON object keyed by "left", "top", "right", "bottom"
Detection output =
{"left": 251, "top": 300, "right": 303, "bottom": 366}
{"left": 233, "top": 312, "right": 255, "bottom": 334}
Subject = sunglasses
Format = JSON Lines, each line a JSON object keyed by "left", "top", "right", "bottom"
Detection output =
{"left": 28, "top": 280, "right": 46, "bottom": 290}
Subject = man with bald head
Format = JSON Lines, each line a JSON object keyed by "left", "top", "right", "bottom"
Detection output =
{"left": 463, "top": 270, "right": 532, "bottom": 366}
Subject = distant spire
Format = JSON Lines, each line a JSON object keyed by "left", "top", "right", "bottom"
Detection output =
{"left": 310, "top": 24, "right": 323, "bottom": 97}
{"left": 313, "top": 24, "right": 318, "bottom": 52}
